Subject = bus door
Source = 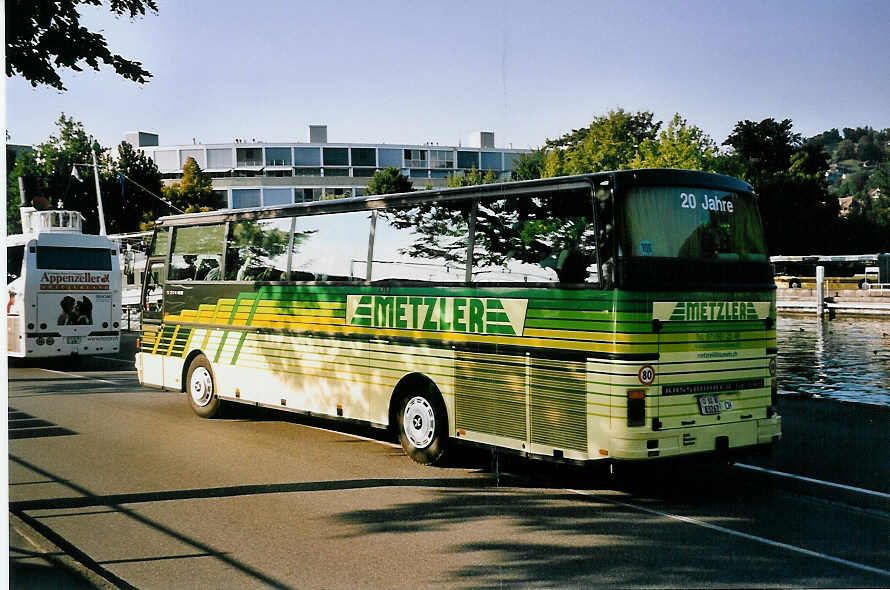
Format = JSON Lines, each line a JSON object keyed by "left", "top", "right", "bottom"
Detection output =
{"left": 139, "top": 255, "right": 168, "bottom": 385}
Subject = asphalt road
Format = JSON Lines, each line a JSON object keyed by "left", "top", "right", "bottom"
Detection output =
{"left": 8, "top": 350, "right": 890, "bottom": 589}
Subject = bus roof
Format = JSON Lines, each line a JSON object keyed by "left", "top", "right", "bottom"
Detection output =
{"left": 154, "top": 169, "right": 754, "bottom": 228}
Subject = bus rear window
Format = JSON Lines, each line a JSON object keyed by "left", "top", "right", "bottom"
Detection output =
{"left": 620, "top": 187, "right": 767, "bottom": 261}
{"left": 36, "top": 246, "right": 113, "bottom": 270}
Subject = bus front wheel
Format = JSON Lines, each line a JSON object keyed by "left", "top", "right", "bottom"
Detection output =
{"left": 789, "top": 278, "right": 802, "bottom": 288}
{"left": 186, "top": 355, "right": 221, "bottom": 418}
{"left": 398, "top": 391, "right": 447, "bottom": 465}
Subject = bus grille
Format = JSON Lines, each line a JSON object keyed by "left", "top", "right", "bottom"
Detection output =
{"left": 530, "top": 358, "right": 587, "bottom": 452}
{"left": 454, "top": 352, "right": 588, "bottom": 452}
{"left": 455, "top": 352, "right": 527, "bottom": 441}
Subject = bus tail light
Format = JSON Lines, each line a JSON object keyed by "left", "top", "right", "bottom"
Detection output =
{"left": 769, "top": 379, "right": 778, "bottom": 416}
{"left": 627, "top": 390, "right": 646, "bottom": 427}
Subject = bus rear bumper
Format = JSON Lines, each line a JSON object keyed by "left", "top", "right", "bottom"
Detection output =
{"left": 608, "top": 416, "right": 782, "bottom": 460}
{"left": 22, "top": 334, "right": 120, "bottom": 357}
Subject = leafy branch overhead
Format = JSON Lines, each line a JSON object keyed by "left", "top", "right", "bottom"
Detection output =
{"left": 5, "top": 0, "right": 159, "bottom": 91}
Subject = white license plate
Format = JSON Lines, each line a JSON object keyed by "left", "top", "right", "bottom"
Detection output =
{"left": 698, "top": 395, "right": 734, "bottom": 415}
{"left": 66, "top": 336, "right": 81, "bottom": 344}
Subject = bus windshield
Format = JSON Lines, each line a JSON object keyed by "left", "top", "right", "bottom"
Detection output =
{"left": 620, "top": 186, "right": 767, "bottom": 261}
{"left": 36, "top": 246, "right": 113, "bottom": 270}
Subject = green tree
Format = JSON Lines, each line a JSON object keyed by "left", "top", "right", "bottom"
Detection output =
{"left": 834, "top": 139, "right": 857, "bottom": 161}
{"left": 6, "top": 0, "right": 158, "bottom": 91}
{"left": 510, "top": 149, "right": 546, "bottom": 181}
{"left": 856, "top": 134, "right": 882, "bottom": 163}
{"left": 446, "top": 166, "right": 496, "bottom": 187}
{"left": 366, "top": 167, "right": 413, "bottom": 195}
{"left": 629, "top": 114, "right": 717, "bottom": 170}
{"left": 723, "top": 117, "right": 837, "bottom": 254}
{"left": 113, "top": 141, "right": 166, "bottom": 232}
{"left": 7, "top": 114, "right": 106, "bottom": 233}
{"left": 7, "top": 115, "right": 170, "bottom": 235}
{"left": 543, "top": 109, "right": 661, "bottom": 176}
{"left": 161, "top": 157, "right": 222, "bottom": 214}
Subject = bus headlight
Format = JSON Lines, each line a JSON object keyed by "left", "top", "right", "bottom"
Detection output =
{"left": 46, "top": 337, "right": 54, "bottom": 345}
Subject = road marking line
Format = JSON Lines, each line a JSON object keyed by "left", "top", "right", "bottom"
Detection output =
{"left": 39, "top": 368, "right": 119, "bottom": 386}
{"left": 736, "top": 463, "right": 890, "bottom": 499}
{"left": 568, "top": 488, "right": 890, "bottom": 579}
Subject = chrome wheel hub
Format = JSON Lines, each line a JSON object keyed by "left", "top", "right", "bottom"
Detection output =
{"left": 403, "top": 396, "right": 435, "bottom": 449}
{"left": 189, "top": 366, "right": 214, "bottom": 407}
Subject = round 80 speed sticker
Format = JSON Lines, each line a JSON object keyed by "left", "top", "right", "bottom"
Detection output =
{"left": 638, "top": 365, "right": 656, "bottom": 385}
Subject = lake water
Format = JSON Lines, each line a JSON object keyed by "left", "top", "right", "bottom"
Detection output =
{"left": 777, "top": 315, "right": 890, "bottom": 406}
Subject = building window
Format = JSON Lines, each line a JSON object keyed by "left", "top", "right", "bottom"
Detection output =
{"left": 323, "top": 147, "right": 348, "bottom": 166}
{"left": 378, "top": 148, "right": 402, "bottom": 168}
{"left": 503, "top": 152, "right": 521, "bottom": 172}
{"left": 265, "top": 147, "right": 292, "bottom": 167}
{"left": 231, "top": 189, "right": 261, "bottom": 208}
{"left": 352, "top": 168, "right": 377, "bottom": 177}
{"left": 324, "top": 168, "right": 350, "bottom": 177}
{"left": 409, "top": 169, "right": 429, "bottom": 178}
{"left": 351, "top": 148, "right": 376, "bottom": 167}
{"left": 429, "top": 149, "right": 454, "bottom": 169}
{"left": 404, "top": 149, "right": 427, "bottom": 168}
{"left": 457, "top": 151, "right": 479, "bottom": 169}
{"left": 294, "top": 147, "right": 321, "bottom": 166}
{"left": 293, "top": 168, "right": 321, "bottom": 176}
{"left": 263, "top": 188, "right": 293, "bottom": 206}
{"left": 236, "top": 148, "right": 263, "bottom": 167}
{"left": 297, "top": 188, "right": 322, "bottom": 202}
{"left": 265, "top": 169, "right": 293, "bottom": 177}
{"left": 207, "top": 148, "right": 233, "bottom": 169}
{"left": 481, "top": 151, "right": 502, "bottom": 170}
{"left": 154, "top": 150, "right": 179, "bottom": 171}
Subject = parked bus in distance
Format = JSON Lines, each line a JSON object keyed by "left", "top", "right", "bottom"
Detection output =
{"left": 136, "top": 170, "right": 780, "bottom": 465}
{"left": 7, "top": 208, "right": 122, "bottom": 358}
{"left": 771, "top": 254, "right": 890, "bottom": 290}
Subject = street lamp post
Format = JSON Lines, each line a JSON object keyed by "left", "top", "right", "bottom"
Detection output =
{"left": 90, "top": 141, "right": 107, "bottom": 235}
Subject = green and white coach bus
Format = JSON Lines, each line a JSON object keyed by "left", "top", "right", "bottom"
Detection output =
{"left": 136, "top": 169, "right": 780, "bottom": 465}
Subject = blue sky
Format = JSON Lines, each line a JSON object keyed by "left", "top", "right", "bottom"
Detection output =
{"left": 6, "top": 0, "right": 890, "bottom": 150}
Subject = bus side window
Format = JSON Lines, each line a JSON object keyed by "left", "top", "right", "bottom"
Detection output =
{"left": 373, "top": 206, "right": 469, "bottom": 283}
{"left": 471, "top": 192, "right": 598, "bottom": 285}
{"left": 169, "top": 225, "right": 225, "bottom": 281}
{"left": 225, "top": 219, "right": 295, "bottom": 281}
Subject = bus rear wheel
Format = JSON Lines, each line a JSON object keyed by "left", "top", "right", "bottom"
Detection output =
{"left": 186, "top": 355, "right": 221, "bottom": 418}
{"left": 789, "top": 278, "right": 802, "bottom": 288}
{"left": 397, "top": 391, "right": 447, "bottom": 465}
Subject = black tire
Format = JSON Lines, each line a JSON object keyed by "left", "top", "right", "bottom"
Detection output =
{"left": 858, "top": 279, "right": 868, "bottom": 289}
{"left": 397, "top": 387, "right": 448, "bottom": 465}
{"left": 789, "top": 278, "right": 802, "bottom": 288}
{"left": 186, "top": 354, "right": 221, "bottom": 418}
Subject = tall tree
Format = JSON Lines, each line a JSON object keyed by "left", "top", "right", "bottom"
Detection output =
{"left": 5, "top": 0, "right": 158, "bottom": 91}
{"left": 510, "top": 149, "right": 546, "bottom": 181}
{"left": 161, "top": 157, "right": 222, "bottom": 214}
{"left": 543, "top": 109, "right": 661, "bottom": 176}
{"left": 723, "top": 118, "right": 836, "bottom": 254}
{"left": 6, "top": 115, "right": 169, "bottom": 234}
{"left": 629, "top": 114, "right": 718, "bottom": 170}
{"left": 366, "top": 167, "right": 413, "bottom": 195}
{"left": 113, "top": 141, "right": 166, "bottom": 233}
